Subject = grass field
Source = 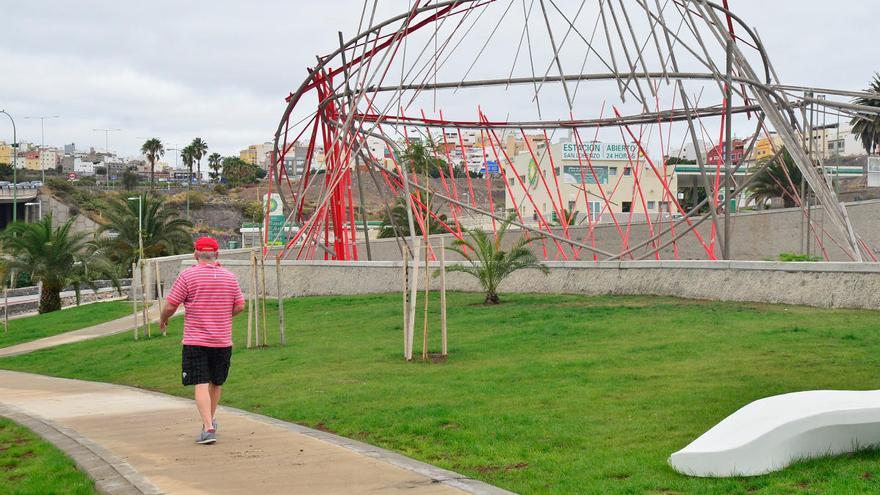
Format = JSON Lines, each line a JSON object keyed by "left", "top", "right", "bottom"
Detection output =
{"left": 0, "top": 418, "right": 97, "bottom": 494}
{"left": 0, "top": 300, "right": 133, "bottom": 349}
{"left": 1, "top": 292, "right": 879, "bottom": 494}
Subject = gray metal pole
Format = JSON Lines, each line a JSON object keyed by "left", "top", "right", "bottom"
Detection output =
{"left": 723, "top": 38, "right": 732, "bottom": 260}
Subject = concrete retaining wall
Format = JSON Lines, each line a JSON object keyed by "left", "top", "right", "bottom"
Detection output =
{"left": 167, "top": 259, "right": 880, "bottom": 310}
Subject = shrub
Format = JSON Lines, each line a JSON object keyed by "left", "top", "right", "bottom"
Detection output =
{"left": 778, "top": 252, "right": 821, "bottom": 262}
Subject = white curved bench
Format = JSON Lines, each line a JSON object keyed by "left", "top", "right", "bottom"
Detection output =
{"left": 669, "top": 390, "right": 880, "bottom": 477}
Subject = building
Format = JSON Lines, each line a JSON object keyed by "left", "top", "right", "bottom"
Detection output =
{"left": 669, "top": 140, "right": 707, "bottom": 163}
{"left": 505, "top": 142, "right": 677, "bottom": 225}
{"left": 239, "top": 142, "right": 274, "bottom": 169}
{"left": 0, "top": 141, "right": 13, "bottom": 165}
{"left": 752, "top": 133, "right": 784, "bottom": 163}
{"left": 39, "top": 148, "right": 60, "bottom": 173}
{"left": 22, "top": 151, "right": 41, "bottom": 171}
{"left": 706, "top": 139, "right": 746, "bottom": 165}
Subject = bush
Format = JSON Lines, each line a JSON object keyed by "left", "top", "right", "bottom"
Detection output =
{"left": 778, "top": 252, "right": 821, "bottom": 262}
{"left": 240, "top": 201, "right": 264, "bottom": 223}
{"left": 214, "top": 184, "right": 228, "bottom": 195}
{"left": 46, "top": 177, "right": 73, "bottom": 194}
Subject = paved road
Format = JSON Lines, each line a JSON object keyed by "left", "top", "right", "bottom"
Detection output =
{"left": 0, "top": 371, "right": 512, "bottom": 495}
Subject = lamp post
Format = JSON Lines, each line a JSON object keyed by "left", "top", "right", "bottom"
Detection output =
{"left": 0, "top": 110, "right": 18, "bottom": 222}
{"left": 23, "top": 115, "right": 60, "bottom": 183}
{"left": 92, "top": 128, "right": 121, "bottom": 188}
{"left": 24, "top": 201, "right": 41, "bottom": 223}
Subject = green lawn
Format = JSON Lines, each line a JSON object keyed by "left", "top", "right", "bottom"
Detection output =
{"left": 0, "top": 301, "right": 133, "bottom": 349}
{"left": 0, "top": 418, "right": 97, "bottom": 494}
{"left": 2, "top": 293, "right": 880, "bottom": 494}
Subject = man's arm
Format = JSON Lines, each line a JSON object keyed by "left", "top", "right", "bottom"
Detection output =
{"left": 159, "top": 302, "right": 180, "bottom": 332}
{"left": 232, "top": 301, "right": 245, "bottom": 316}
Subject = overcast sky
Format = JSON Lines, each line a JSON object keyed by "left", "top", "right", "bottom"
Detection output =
{"left": 1, "top": 1, "right": 877, "bottom": 163}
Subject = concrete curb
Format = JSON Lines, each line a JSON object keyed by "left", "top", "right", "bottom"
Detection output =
{"left": 0, "top": 403, "right": 164, "bottom": 495}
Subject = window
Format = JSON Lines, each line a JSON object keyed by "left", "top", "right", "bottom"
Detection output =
{"left": 622, "top": 201, "right": 632, "bottom": 213}
{"left": 509, "top": 178, "right": 514, "bottom": 186}
{"left": 588, "top": 201, "right": 601, "bottom": 221}
{"left": 609, "top": 167, "right": 618, "bottom": 176}
{"left": 659, "top": 201, "right": 671, "bottom": 213}
{"left": 555, "top": 167, "right": 561, "bottom": 176}
{"left": 568, "top": 200, "right": 576, "bottom": 211}
{"left": 647, "top": 201, "right": 656, "bottom": 210}
{"left": 624, "top": 167, "right": 632, "bottom": 176}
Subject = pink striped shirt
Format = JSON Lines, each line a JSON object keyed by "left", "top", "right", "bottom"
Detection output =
{"left": 167, "top": 263, "right": 245, "bottom": 347}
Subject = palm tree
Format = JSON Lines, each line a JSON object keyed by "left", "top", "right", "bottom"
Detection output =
{"left": 207, "top": 152, "right": 222, "bottom": 183}
{"left": 439, "top": 214, "right": 548, "bottom": 304}
{"left": 851, "top": 73, "right": 880, "bottom": 155}
{"left": 747, "top": 146, "right": 803, "bottom": 208}
{"left": 140, "top": 138, "right": 164, "bottom": 191}
{"left": 181, "top": 145, "right": 195, "bottom": 219}
{"left": 94, "top": 193, "right": 193, "bottom": 276}
{"left": 1, "top": 215, "right": 118, "bottom": 313}
{"left": 190, "top": 137, "right": 208, "bottom": 187}
{"left": 377, "top": 195, "right": 447, "bottom": 239}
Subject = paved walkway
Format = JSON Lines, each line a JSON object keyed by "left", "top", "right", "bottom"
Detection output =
{"left": 0, "top": 304, "right": 162, "bottom": 358}
{"left": 0, "top": 370, "right": 511, "bottom": 495}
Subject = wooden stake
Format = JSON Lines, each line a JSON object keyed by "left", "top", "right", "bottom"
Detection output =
{"left": 402, "top": 246, "right": 409, "bottom": 359}
{"left": 440, "top": 241, "right": 447, "bottom": 357}
{"left": 252, "top": 251, "right": 260, "bottom": 348}
{"left": 422, "top": 239, "right": 430, "bottom": 361}
{"left": 154, "top": 260, "right": 165, "bottom": 336}
{"left": 246, "top": 252, "right": 254, "bottom": 348}
{"left": 131, "top": 263, "right": 139, "bottom": 340}
{"left": 276, "top": 257, "right": 285, "bottom": 346}
{"left": 407, "top": 238, "right": 420, "bottom": 361}
{"left": 260, "top": 253, "right": 269, "bottom": 347}
{"left": 139, "top": 259, "right": 151, "bottom": 337}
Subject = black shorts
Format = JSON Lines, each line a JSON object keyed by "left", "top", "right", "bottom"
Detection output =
{"left": 181, "top": 345, "right": 232, "bottom": 386}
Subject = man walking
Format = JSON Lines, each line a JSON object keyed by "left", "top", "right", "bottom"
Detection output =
{"left": 159, "top": 236, "right": 245, "bottom": 444}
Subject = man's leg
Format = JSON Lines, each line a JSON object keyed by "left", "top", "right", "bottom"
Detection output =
{"left": 209, "top": 384, "right": 222, "bottom": 419}
{"left": 194, "top": 383, "right": 214, "bottom": 431}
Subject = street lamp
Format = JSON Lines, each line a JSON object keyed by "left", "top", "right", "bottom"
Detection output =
{"left": 23, "top": 115, "right": 60, "bottom": 183}
{"left": 24, "top": 201, "right": 41, "bottom": 223}
{"left": 92, "top": 128, "right": 121, "bottom": 188}
{"left": 0, "top": 110, "right": 18, "bottom": 222}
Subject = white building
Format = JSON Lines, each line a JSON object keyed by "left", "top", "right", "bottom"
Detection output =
{"left": 39, "top": 148, "right": 59, "bottom": 172}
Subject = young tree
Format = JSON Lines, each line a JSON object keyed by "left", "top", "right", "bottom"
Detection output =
{"left": 378, "top": 195, "right": 447, "bottom": 239}
{"left": 850, "top": 73, "right": 880, "bottom": 155}
{"left": 94, "top": 193, "right": 193, "bottom": 276}
{"left": 747, "top": 146, "right": 803, "bottom": 208}
{"left": 121, "top": 167, "right": 139, "bottom": 191}
{"left": 1, "top": 215, "right": 118, "bottom": 313}
{"left": 140, "top": 138, "right": 164, "bottom": 191}
{"left": 190, "top": 137, "right": 208, "bottom": 186}
{"left": 439, "top": 214, "right": 548, "bottom": 304}
{"left": 207, "top": 152, "right": 222, "bottom": 183}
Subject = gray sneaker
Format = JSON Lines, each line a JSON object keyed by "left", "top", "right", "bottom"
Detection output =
{"left": 212, "top": 419, "right": 218, "bottom": 432}
{"left": 196, "top": 428, "right": 216, "bottom": 445}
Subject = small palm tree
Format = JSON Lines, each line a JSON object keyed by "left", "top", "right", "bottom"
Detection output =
{"left": 850, "top": 73, "right": 880, "bottom": 155}
{"left": 95, "top": 193, "right": 193, "bottom": 276}
{"left": 1, "top": 215, "right": 118, "bottom": 313}
{"left": 190, "top": 137, "right": 208, "bottom": 186}
{"left": 439, "top": 214, "right": 548, "bottom": 304}
{"left": 140, "top": 138, "right": 164, "bottom": 191}
{"left": 207, "top": 152, "right": 222, "bottom": 183}
{"left": 747, "top": 146, "right": 803, "bottom": 208}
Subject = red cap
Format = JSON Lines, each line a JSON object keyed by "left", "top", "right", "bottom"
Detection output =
{"left": 194, "top": 236, "right": 219, "bottom": 252}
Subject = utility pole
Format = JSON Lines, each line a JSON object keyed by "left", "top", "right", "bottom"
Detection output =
{"left": 92, "top": 128, "right": 121, "bottom": 188}
{"left": 24, "top": 115, "right": 60, "bottom": 183}
{"left": 1, "top": 110, "right": 18, "bottom": 222}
